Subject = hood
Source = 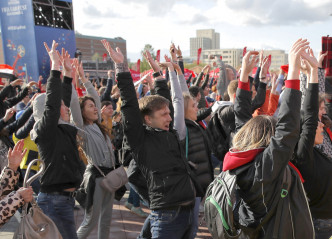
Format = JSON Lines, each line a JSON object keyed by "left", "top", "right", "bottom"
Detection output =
{"left": 222, "top": 148, "right": 265, "bottom": 171}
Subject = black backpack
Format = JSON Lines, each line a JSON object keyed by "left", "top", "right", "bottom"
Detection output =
{"left": 204, "top": 167, "right": 291, "bottom": 239}
{"left": 206, "top": 105, "right": 234, "bottom": 162}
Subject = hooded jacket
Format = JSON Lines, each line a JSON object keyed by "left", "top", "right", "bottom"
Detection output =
{"left": 222, "top": 82, "right": 314, "bottom": 239}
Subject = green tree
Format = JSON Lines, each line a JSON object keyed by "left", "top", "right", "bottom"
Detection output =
{"left": 139, "top": 44, "right": 156, "bottom": 72}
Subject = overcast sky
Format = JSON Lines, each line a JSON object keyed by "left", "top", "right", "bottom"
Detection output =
{"left": 73, "top": 0, "right": 332, "bottom": 62}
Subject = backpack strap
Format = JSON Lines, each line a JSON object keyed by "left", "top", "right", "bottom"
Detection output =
{"left": 253, "top": 166, "right": 292, "bottom": 235}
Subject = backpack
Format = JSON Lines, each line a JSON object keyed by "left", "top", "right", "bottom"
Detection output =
{"left": 204, "top": 167, "right": 291, "bottom": 239}
{"left": 206, "top": 105, "right": 234, "bottom": 162}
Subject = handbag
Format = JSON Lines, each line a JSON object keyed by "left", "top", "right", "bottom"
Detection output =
{"left": 91, "top": 140, "right": 128, "bottom": 193}
{"left": 13, "top": 159, "right": 63, "bottom": 239}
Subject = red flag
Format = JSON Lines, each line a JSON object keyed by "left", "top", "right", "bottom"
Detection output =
{"left": 103, "top": 53, "right": 107, "bottom": 62}
{"left": 243, "top": 47, "right": 247, "bottom": 57}
{"left": 220, "top": 56, "right": 223, "bottom": 60}
{"left": 156, "top": 50, "right": 160, "bottom": 62}
{"left": 129, "top": 69, "right": 141, "bottom": 82}
{"left": 137, "top": 59, "right": 141, "bottom": 73}
{"left": 197, "top": 48, "right": 202, "bottom": 65}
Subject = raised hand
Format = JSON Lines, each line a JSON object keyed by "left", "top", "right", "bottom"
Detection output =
{"left": 7, "top": 140, "right": 27, "bottom": 171}
{"left": 159, "top": 62, "right": 174, "bottom": 72}
{"left": 176, "top": 45, "right": 182, "bottom": 58}
{"left": 271, "top": 73, "right": 279, "bottom": 94}
{"left": 44, "top": 40, "right": 61, "bottom": 71}
{"left": 17, "top": 187, "right": 33, "bottom": 203}
{"left": 170, "top": 43, "right": 177, "bottom": 61}
{"left": 301, "top": 48, "right": 318, "bottom": 69}
{"left": 240, "top": 51, "right": 259, "bottom": 82}
{"left": 73, "top": 59, "right": 88, "bottom": 83}
{"left": 144, "top": 50, "right": 161, "bottom": 73}
{"left": 3, "top": 107, "right": 16, "bottom": 122}
{"left": 59, "top": 48, "right": 73, "bottom": 77}
{"left": 101, "top": 39, "right": 124, "bottom": 64}
{"left": 318, "top": 51, "right": 328, "bottom": 68}
{"left": 10, "top": 79, "right": 23, "bottom": 87}
{"left": 259, "top": 56, "right": 271, "bottom": 83}
{"left": 288, "top": 39, "right": 309, "bottom": 80}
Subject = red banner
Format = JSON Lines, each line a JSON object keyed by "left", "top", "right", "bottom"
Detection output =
{"left": 243, "top": 47, "right": 247, "bottom": 57}
{"left": 156, "top": 50, "right": 160, "bottom": 62}
{"left": 103, "top": 53, "right": 107, "bottom": 62}
{"left": 129, "top": 69, "right": 141, "bottom": 82}
{"left": 197, "top": 48, "right": 202, "bottom": 65}
{"left": 183, "top": 69, "right": 196, "bottom": 79}
{"left": 137, "top": 59, "right": 141, "bottom": 73}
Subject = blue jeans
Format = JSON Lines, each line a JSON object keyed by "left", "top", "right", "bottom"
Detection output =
{"left": 37, "top": 192, "right": 78, "bottom": 239}
{"left": 150, "top": 206, "right": 194, "bottom": 239}
{"left": 191, "top": 197, "right": 201, "bottom": 239}
{"left": 128, "top": 187, "right": 140, "bottom": 207}
{"left": 21, "top": 169, "right": 40, "bottom": 194}
{"left": 313, "top": 218, "right": 332, "bottom": 239}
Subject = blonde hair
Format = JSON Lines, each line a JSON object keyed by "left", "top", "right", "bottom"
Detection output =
{"left": 232, "top": 115, "right": 277, "bottom": 151}
{"left": 183, "top": 92, "right": 194, "bottom": 112}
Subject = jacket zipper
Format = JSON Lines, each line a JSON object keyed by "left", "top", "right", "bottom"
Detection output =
{"left": 299, "top": 181, "right": 315, "bottom": 238}
{"left": 288, "top": 200, "right": 295, "bottom": 239}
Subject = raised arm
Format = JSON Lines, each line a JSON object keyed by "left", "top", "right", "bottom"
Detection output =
{"left": 101, "top": 39, "right": 144, "bottom": 152}
{"left": 234, "top": 51, "right": 259, "bottom": 132}
{"left": 34, "top": 41, "right": 62, "bottom": 140}
{"left": 262, "top": 38, "right": 309, "bottom": 182}
{"left": 162, "top": 61, "right": 186, "bottom": 140}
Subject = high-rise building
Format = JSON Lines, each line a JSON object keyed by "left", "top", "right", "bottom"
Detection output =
{"left": 190, "top": 29, "right": 220, "bottom": 58}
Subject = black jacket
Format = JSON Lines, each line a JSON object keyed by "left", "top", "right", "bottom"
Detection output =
{"left": 34, "top": 71, "right": 83, "bottom": 193}
{"left": 293, "top": 83, "right": 332, "bottom": 219}
{"left": 228, "top": 86, "right": 314, "bottom": 239}
{"left": 185, "top": 119, "right": 213, "bottom": 193}
{"left": 207, "top": 82, "right": 266, "bottom": 162}
{"left": 117, "top": 72, "right": 196, "bottom": 210}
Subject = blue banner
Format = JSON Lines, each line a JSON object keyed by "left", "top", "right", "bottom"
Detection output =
{"left": 0, "top": 0, "right": 39, "bottom": 82}
{"left": 35, "top": 26, "right": 76, "bottom": 80}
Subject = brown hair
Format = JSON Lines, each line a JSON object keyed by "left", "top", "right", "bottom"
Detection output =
{"left": 138, "top": 95, "right": 169, "bottom": 122}
{"left": 232, "top": 115, "right": 277, "bottom": 151}
{"left": 227, "top": 80, "right": 238, "bottom": 98}
{"left": 79, "top": 96, "right": 111, "bottom": 139}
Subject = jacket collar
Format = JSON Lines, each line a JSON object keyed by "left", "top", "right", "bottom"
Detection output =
{"left": 222, "top": 148, "right": 265, "bottom": 171}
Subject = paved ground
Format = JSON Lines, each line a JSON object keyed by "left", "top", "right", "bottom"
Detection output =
{"left": 0, "top": 190, "right": 212, "bottom": 239}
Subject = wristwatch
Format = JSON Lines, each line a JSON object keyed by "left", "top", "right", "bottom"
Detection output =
{"left": 152, "top": 71, "right": 163, "bottom": 78}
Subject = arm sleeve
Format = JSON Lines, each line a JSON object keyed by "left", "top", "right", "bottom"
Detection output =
{"left": 0, "top": 85, "right": 14, "bottom": 102}
{"left": 178, "top": 60, "right": 185, "bottom": 75}
{"left": 267, "top": 93, "right": 280, "bottom": 116}
{"left": 5, "top": 87, "right": 29, "bottom": 108}
{"left": 201, "top": 74, "right": 210, "bottom": 90}
{"left": 253, "top": 66, "right": 261, "bottom": 90}
{"left": 300, "top": 72, "right": 308, "bottom": 107}
{"left": 5, "top": 106, "right": 33, "bottom": 135}
{"left": 117, "top": 72, "right": 144, "bottom": 152}
{"left": 197, "top": 107, "right": 212, "bottom": 122}
{"left": 62, "top": 76, "right": 73, "bottom": 107}
{"left": 234, "top": 87, "right": 252, "bottom": 133}
{"left": 15, "top": 115, "right": 35, "bottom": 139}
{"left": 178, "top": 74, "right": 189, "bottom": 93}
{"left": 251, "top": 82, "right": 267, "bottom": 113}
{"left": 70, "top": 84, "right": 84, "bottom": 129}
{"left": 275, "top": 74, "right": 285, "bottom": 94}
{"left": 318, "top": 68, "right": 325, "bottom": 93}
{"left": 100, "top": 78, "right": 113, "bottom": 102}
{"left": 169, "top": 71, "right": 186, "bottom": 140}
{"left": 262, "top": 82, "right": 302, "bottom": 183}
{"left": 34, "top": 71, "right": 62, "bottom": 140}
{"left": 253, "top": 90, "right": 270, "bottom": 117}
{"left": 194, "top": 72, "right": 204, "bottom": 87}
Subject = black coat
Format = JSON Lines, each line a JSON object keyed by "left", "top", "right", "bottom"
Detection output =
{"left": 293, "top": 83, "right": 332, "bottom": 219}
{"left": 231, "top": 86, "right": 314, "bottom": 239}
{"left": 34, "top": 71, "right": 83, "bottom": 193}
{"left": 117, "top": 72, "right": 196, "bottom": 210}
{"left": 185, "top": 119, "right": 213, "bottom": 193}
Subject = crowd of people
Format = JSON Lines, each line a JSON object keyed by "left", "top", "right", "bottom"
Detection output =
{"left": 0, "top": 37, "right": 331, "bottom": 239}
